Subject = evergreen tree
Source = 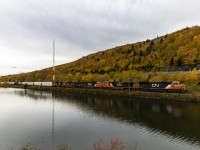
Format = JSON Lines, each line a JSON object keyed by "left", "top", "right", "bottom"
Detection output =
{"left": 169, "top": 57, "right": 174, "bottom": 66}
{"left": 177, "top": 58, "right": 183, "bottom": 66}
{"left": 160, "top": 37, "right": 163, "bottom": 44}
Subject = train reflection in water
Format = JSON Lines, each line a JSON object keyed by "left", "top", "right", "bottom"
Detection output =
{"left": 15, "top": 89, "right": 200, "bottom": 146}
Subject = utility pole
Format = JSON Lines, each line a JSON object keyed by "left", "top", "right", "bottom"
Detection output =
{"left": 53, "top": 39, "right": 55, "bottom": 82}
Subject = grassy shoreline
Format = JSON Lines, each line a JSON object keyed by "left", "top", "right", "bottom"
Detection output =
{"left": 1, "top": 84, "right": 200, "bottom": 102}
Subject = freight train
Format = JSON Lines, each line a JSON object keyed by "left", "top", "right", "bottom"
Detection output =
{"left": 7, "top": 81, "right": 186, "bottom": 93}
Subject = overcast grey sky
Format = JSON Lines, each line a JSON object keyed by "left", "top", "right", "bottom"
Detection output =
{"left": 0, "top": 0, "right": 200, "bottom": 75}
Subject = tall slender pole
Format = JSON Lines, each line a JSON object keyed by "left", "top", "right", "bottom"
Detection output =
{"left": 52, "top": 40, "right": 55, "bottom": 142}
{"left": 53, "top": 39, "right": 55, "bottom": 82}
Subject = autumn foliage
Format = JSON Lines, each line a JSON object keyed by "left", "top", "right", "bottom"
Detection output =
{"left": 1, "top": 26, "right": 200, "bottom": 85}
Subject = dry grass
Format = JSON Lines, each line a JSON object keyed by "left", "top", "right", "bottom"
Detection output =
{"left": 19, "top": 139, "right": 125, "bottom": 150}
{"left": 93, "top": 138, "right": 124, "bottom": 150}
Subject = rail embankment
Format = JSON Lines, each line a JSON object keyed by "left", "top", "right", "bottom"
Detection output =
{"left": 1, "top": 84, "right": 200, "bottom": 102}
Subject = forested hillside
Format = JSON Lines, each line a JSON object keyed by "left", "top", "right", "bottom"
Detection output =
{"left": 1, "top": 26, "right": 200, "bottom": 84}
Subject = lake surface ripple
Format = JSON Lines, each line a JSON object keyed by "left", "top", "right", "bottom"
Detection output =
{"left": 0, "top": 88, "right": 200, "bottom": 150}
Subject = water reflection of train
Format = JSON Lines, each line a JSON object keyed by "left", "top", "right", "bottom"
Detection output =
{"left": 50, "top": 92, "right": 186, "bottom": 118}
{"left": 139, "top": 101, "right": 186, "bottom": 118}
{"left": 15, "top": 88, "right": 187, "bottom": 119}
{"left": 16, "top": 88, "right": 186, "bottom": 119}
{"left": 8, "top": 81, "right": 186, "bottom": 93}
{"left": 16, "top": 89, "right": 53, "bottom": 100}
{"left": 15, "top": 90, "right": 200, "bottom": 145}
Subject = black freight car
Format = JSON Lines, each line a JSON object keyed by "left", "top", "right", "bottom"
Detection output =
{"left": 139, "top": 82, "right": 171, "bottom": 91}
{"left": 110, "top": 82, "right": 133, "bottom": 90}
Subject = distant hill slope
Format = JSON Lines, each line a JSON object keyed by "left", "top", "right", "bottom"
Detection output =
{"left": 1, "top": 26, "right": 200, "bottom": 83}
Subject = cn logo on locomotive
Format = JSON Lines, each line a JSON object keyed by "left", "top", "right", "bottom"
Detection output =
{"left": 152, "top": 84, "right": 160, "bottom": 88}
{"left": 88, "top": 83, "right": 93, "bottom": 86}
{"left": 117, "top": 83, "right": 123, "bottom": 86}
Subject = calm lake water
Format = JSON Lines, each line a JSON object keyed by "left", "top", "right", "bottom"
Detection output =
{"left": 0, "top": 88, "right": 200, "bottom": 150}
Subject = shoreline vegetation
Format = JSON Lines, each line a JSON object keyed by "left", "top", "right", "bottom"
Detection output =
{"left": 1, "top": 70, "right": 200, "bottom": 86}
{"left": 18, "top": 138, "right": 126, "bottom": 150}
{"left": 1, "top": 84, "right": 200, "bottom": 102}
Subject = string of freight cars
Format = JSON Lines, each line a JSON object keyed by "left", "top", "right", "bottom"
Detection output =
{"left": 6, "top": 81, "right": 186, "bottom": 93}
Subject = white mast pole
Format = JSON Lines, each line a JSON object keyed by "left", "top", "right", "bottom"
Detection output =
{"left": 53, "top": 39, "right": 55, "bottom": 82}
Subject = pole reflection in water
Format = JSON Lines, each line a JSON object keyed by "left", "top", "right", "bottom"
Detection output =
{"left": 1, "top": 88, "right": 200, "bottom": 150}
{"left": 50, "top": 92, "right": 199, "bottom": 146}
{"left": 52, "top": 93, "right": 55, "bottom": 142}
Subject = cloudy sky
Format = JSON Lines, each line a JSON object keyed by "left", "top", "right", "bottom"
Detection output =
{"left": 0, "top": 0, "right": 200, "bottom": 75}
